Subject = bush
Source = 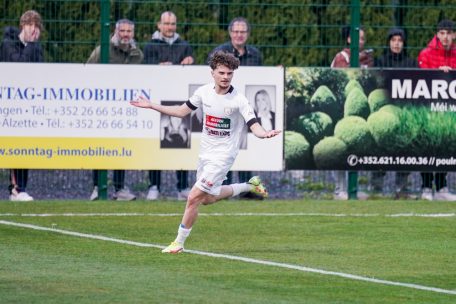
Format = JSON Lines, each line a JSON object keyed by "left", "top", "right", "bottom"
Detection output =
{"left": 285, "top": 68, "right": 348, "bottom": 130}
{"left": 294, "top": 111, "right": 333, "bottom": 146}
{"left": 367, "top": 110, "right": 405, "bottom": 154}
{"left": 334, "top": 116, "right": 375, "bottom": 155}
{"left": 368, "top": 89, "right": 389, "bottom": 113}
{"left": 309, "top": 86, "right": 338, "bottom": 120}
{"left": 313, "top": 136, "right": 347, "bottom": 169}
{"left": 344, "top": 79, "right": 364, "bottom": 98}
{"left": 379, "top": 104, "right": 402, "bottom": 115}
{"left": 344, "top": 88, "right": 370, "bottom": 119}
{"left": 284, "top": 131, "right": 312, "bottom": 169}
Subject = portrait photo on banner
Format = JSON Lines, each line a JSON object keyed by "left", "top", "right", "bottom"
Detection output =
{"left": 188, "top": 84, "right": 204, "bottom": 133}
{"left": 160, "top": 100, "right": 191, "bottom": 149}
{"left": 245, "top": 85, "right": 276, "bottom": 132}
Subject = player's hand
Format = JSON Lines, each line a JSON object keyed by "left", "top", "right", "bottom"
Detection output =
{"left": 439, "top": 66, "right": 452, "bottom": 73}
{"left": 130, "top": 96, "right": 153, "bottom": 108}
{"left": 264, "top": 130, "right": 281, "bottom": 138}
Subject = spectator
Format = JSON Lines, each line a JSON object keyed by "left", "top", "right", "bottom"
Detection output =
{"left": 1, "top": 10, "right": 44, "bottom": 201}
{"left": 376, "top": 28, "right": 418, "bottom": 68}
{"left": 143, "top": 11, "right": 193, "bottom": 201}
{"left": 373, "top": 27, "right": 418, "bottom": 199}
{"left": 208, "top": 17, "right": 263, "bottom": 199}
{"left": 330, "top": 25, "right": 373, "bottom": 200}
{"left": 331, "top": 25, "right": 374, "bottom": 68}
{"left": 87, "top": 18, "right": 142, "bottom": 201}
{"left": 208, "top": 17, "right": 262, "bottom": 66}
{"left": 143, "top": 11, "right": 193, "bottom": 65}
{"left": 417, "top": 19, "right": 456, "bottom": 201}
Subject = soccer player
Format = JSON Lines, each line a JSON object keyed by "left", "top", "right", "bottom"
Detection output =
{"left": 130, "top": 51, "right": 281, "bottom": 253}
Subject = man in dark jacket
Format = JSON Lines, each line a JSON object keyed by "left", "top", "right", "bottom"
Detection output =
{"left": 143, "top": 11, "right": 193, "bottom": 201}
{"left": 208, "top": 17, "right": 262, "bottom": 66}
{"left": 208, "top": 17, "right": 263, "bottom": 199}
{"left": 143, "top": 11, "right": 193, "bottom": 65}
{"left": 87, "top": 19, "right": 142, "bottom": 201}
{"left": 1, "top": 10, "right": 44, "bottom": 201}
{"left": 376, "top": 28, "right": 417, "bottom": 68}
{"left": 1, "top": 10, "right": 43, "bottom": 63}
{"left": 372, "top": 28, "right": 417, "bottom": 199}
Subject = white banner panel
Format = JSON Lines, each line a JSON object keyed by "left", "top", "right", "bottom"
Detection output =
{"left": 0, "top": 63, "right": 283, "bottom": 170}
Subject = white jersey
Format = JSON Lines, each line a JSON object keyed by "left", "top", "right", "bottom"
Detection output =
{"left": 187, "top": 83, "right": 257, "bottom": 163}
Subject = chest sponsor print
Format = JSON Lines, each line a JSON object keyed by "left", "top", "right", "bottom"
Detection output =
{"left": 206, "top": 115, "right": 230, "bottom": 129}
{"left": 205, "top": 115, "right": 231, "bottom": 137}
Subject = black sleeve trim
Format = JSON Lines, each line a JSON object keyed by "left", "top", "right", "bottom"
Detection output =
{"left": 186, "top": 100, "right": 197, "bottom": 110}
{"left": 246, "top": 118, "right": 258, "bottom": 128}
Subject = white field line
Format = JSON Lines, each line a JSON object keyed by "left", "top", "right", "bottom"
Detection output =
{"left": 0, "top": 212, "right": 454, "bottom": 218}
{"left": 0, "top": 219, "right": 455, "bottom": 296}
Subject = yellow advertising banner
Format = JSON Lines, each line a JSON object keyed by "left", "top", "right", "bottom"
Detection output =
{"left": 0, "top": 63, "right": 284, "bottom": 170}
{"left": 0, "top": 137, "right": 199, "bottom": 169}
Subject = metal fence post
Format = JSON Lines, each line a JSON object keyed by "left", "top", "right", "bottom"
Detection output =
{"left": 348, "top": 0, "right": 361, "bottom": 200}
{"left": 98, "top": 0, "right": 111, "bottom": 200}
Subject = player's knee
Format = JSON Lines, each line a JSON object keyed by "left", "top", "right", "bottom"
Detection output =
{"left": 201, "top": 195, "right": 217, "bottom": 205}
{"left": 187, "top": 192, "right": 194, "bottom": 202}
{"left": 186, "top": 189, "right": 216, "bottom": 206}
{"left": 186, "top": 195, "right": 200, "bottom": 207}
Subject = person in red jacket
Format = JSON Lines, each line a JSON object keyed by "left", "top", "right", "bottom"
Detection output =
{"left": 418, "top": 19, "right": 456, "bottom": 72}
{"left": 417, "top": 19, "right": 456, "bottom": 201}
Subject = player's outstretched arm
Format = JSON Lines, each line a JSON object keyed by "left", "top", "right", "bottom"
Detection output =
{"left": 130, "top": 96, "right": 153, "bottom": 109}
{"left": 250, "top": 122, "right": 281, "bottom": 139}
{"left": 130, "top": 96, "right": 192, "bottom": 118}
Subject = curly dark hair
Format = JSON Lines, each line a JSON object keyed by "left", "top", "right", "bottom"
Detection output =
{"left": 208, "top": 51, "right": 240, "bottom": 70}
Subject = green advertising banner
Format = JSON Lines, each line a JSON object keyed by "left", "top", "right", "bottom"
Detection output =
{"left": 285, "top": 67, "right": 456, "bottom": 172}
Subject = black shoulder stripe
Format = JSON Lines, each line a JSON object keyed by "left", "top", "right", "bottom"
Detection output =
{"left": 247, "top": 118, "right": 258, "bottom": 128}
{"left": 186, "top": 100, "right": 197, "bottom": 110}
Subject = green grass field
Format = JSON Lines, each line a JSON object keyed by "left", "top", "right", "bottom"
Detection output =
{"left": 1, "top": 199, "right": 455, "bottom": 303}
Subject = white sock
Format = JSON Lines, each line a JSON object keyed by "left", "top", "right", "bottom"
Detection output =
{"left": 230, "top": 183, "right": 252, "bottom": 197}
{"left": 175, "top": 224, "right": 192, "bottom": 245}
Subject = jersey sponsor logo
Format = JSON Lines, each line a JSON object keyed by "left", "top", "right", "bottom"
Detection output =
{"left": 204, "top": 126, "right": 231, "bottom": 137}
{"left": 205, "top": 115, "right": 230, "bottom": 129}
{"left": 224, "top": 107, "right": 235, "bottom": 115}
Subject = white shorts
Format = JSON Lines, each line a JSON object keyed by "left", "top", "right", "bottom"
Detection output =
{"left": 195, "top": 158, "right": 233, "bottom": 196}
